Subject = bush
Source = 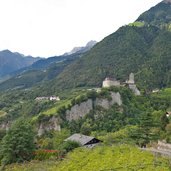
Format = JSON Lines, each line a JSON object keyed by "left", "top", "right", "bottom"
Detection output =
{"left": 34, "top": 150, "right": 59, "bottom": 161}
{"left": 59, "top": 140, "right": 81, "bottom": 154}
{"left": 0, "top": 129, "right": 6, "bottom": 141}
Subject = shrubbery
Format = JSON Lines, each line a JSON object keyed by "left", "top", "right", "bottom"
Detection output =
{"left": 0, "top": 118, "right": 36, "bottom": 165}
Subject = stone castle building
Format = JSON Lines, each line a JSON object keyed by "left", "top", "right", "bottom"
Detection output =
{"left": 102, "top": 73, "right": 140, "bottom": 96}
{"left": 126, "top": 73, "right": 140, "bottom": 96}
{"left": 102, "top": 77, "right": 120, "bottom": 88}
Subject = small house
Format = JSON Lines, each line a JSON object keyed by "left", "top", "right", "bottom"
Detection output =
{"left": 64, "top": 133, "right": 102, "bottom": 147}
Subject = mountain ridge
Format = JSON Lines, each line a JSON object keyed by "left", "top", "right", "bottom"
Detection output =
{"left": 0, "top": 49, "right": 41, "bottom": 78}
{"left": 34, "top": 0, "right": 171, "bottom": 92}
{"left": 0, "top": 0, "right": 171, "bottom": 92}
{"left": 63, "top": 40, "right": 97, "bottom": 56}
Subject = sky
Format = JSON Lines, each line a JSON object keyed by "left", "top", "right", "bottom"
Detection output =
{"left": 0, "top": 0, "right": 162, "bottom": 57}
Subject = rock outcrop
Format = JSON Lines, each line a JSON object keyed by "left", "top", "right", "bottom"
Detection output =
{"left": 95, "top": 92, "right": 122, "bottom": 109}
{"left": 34, "top": 92, "right": 122, "bottom": 136}
{"left": 128, "top": 84, "right": 141, "bottom": 96}
{"left": 66, "top": 92, "right": 122, "bottom": 121}
{"left": 38, "top": 116, "right": 61, "bottom": 136}
{"left": 66, "top": 99, "right": 93, "bottom": 121}
{"left": 0, "top": 121, "right": 10, "bottom": 131}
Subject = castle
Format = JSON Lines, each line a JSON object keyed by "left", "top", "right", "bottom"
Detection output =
{"left": 102, "top": 73, "right": 140, "bottom": 96}
{"left": 102, "top": 77, "right": 120, "bottom": 88}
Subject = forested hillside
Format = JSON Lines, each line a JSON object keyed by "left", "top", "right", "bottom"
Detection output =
{"left": 30, "top": 0, "right": 171, "bottom": 93}
{"left": 37, "top": 25, "right": 171, "bottom": 93}
{"left": 137, "top": 0, "right": 171, "bottom": 29}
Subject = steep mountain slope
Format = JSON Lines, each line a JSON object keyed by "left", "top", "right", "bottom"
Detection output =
{"left": 1, "top": 0, "right": 170, "bottom": 93}
{"left": 137, "top": 0, "right": 171, "bottom": 29}
{"left": 37, "top": 0, "right": 171, "bottom": 92}
{"left": 0, "top": 50, "right": 40, "bottom": 77}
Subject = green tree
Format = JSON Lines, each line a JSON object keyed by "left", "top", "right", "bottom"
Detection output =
{"left": 0, "top": 129, "right": 6, "bottom": 141}
{"left": 152, "top": 110, "right": 169, "bottom": 130}
{"left": 166, "top": 122, "right": 171, "bottom": 143}
{"left": 130, "top": 112, "right": 158, "bottom": 147}
{"left": 0, "top": 118, "right": 35, "bottom": 165}
{"left": 59, "top": 140, "right": 80, "bottom": 154}
{"left": 80, "top": 121, "right": 92, "bottom": 135}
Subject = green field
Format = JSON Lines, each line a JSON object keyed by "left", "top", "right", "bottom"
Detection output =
{"left": 4, "top": 145, "right": 170, "bottom": 171}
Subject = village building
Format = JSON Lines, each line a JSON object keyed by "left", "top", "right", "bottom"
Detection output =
{"left": 49, "top": 96, "right": 60, "bottom": 101}
{"left": 64, "top": 133, "right": 102, "bottom": 148}
{"left": 102, "top": 77, "right": 120, "bottom": 88}
{"left": 35, "top": 96, "right": 60, "bottom": 101}
{"left": 35, "top": 97, "right": 49, "bottom": 101}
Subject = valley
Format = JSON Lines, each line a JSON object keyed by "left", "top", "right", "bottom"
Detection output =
{"left": 0, "top": 0, "right": 171, "bottom": 170}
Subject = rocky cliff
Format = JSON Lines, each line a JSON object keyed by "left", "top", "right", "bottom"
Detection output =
{"left": 65, "top": 92, "right": 122, "bottom": 122}
{"left": 37, "top": 92, "right": 122, "bottom": 136}
{"left": 37, "top": 116, "right": 61, "bottom": 136}
{"left": 66, "top": 99, "right": 93, "bottom": 121}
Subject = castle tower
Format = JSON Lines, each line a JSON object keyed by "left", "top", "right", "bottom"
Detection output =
{"left": 128, "top": 73, "right": 135, "bottom": 84}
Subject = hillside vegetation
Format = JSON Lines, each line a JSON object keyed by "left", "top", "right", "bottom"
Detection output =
{"left": 4, "top": 145, "right": 170, "bottom": 171}
{"left": 137, "top": 1, "right": 171, "bottom": 29}
{"left": 37, "top": 25, "right": 171, "bottom": 93}
{"left": 22, "top": 1, "right": 171, "bottom": 94}
{"left": 0, "top": 1, "right": 171, "bottom": 170}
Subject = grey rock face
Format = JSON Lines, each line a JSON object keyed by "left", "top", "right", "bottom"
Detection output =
{"left": 38, "top": 116, "right": 61, "bottom": 136}
{"left": 35, "top": 92, "right": 122, "bottom": 135}
{"left": 0, "top": 121, "right": 10, "bottom": 131}
{"left": 66, "top": 99, "right": 93, "bottom": 121}
{"left": 66, "top": 92, "right": 122, "bottom": 121}
{"left": 129, "top": 84, "right": 141, "bottom": 96}
{"left": 95, "top": 92, "right": 122, "bottom": 109}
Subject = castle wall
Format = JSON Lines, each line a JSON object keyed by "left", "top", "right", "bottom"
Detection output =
{"left": 102, "top": 80, "right": 120, "bottom": 88}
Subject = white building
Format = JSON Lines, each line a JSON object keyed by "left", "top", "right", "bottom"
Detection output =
{"left": 49, "top": 96, "right": 60, "bottom": 101}
{"left": 35, "top": 96, "right": 60, "bottom": 101}
{"left": 102, "top": 77, "right": 120, "bottom": 88}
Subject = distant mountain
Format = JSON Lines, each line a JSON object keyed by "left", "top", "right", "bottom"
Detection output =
{"left": 13, "top": 40, "right": 97, "bottom": 71}
{"left": 0, "top": 50, "right": 40, "bottom": 78}
{"left": 0, "top": 52, "right": 82, "bottom": 91}
{"left": 0, "top": 40, "right": 97, "bottom": 90}
{"left": 63, "top": 40, "right": 97, "bottom": 56}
